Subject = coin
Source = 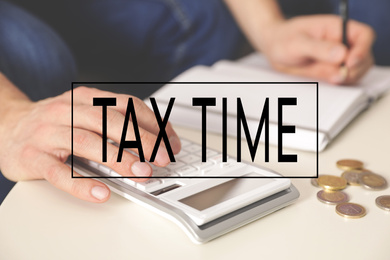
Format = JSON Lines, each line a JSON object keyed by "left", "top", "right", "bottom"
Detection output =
{"left": 375, "top": 195, "right": 390, "bottom": 211}
{"left": 317, "top": 190, "right": 349, "bottom": 205}
{"left": 317, "top": 175, "right": 347, "bottom": 190}
{"left": 336, "top": 203, "right": 366, "bottom": 219}
{"left": 358, "top": 172, "right": 388, "bottom": 190}
{"left": 341, "top": 170, "right": 366, "bottom": 186}
{"left": 311, "top": 178, "right": 319, "bottom": 187}
{"left": 336, "top": 159, "right": 364, "bottom": 171}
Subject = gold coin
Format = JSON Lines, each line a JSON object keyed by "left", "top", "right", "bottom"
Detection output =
{"left": 358, "top": 172, "right": 388, "bottom": 190}
{"left": 336, "top": 159, "right": 364, "bottom": 171}
{"left": 341, "top": 170, "right": 368, "bottom": 186}
{"left": 317, "top": 175, "right": 347, "bottom": 190}
{"left": 317, "top": 190, "right": 349, "bottom": 205}
{"left": 376, "top": 195, "right": 390, "bottom": 211}
{"left": 336, "top": 203, "right": 366, "bottom": 219}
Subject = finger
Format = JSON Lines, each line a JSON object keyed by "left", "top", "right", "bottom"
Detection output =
{"left": 37, "top": 153, "right": 111, "bottom": 203}
{"left": 72, "top": 106, "right": 173, "bottom": 166}
{"left": 277, "top": 62, "right": 341, "bottom": 83}
{"left": 72, "top": 87, "right": 181, "bottom": 153}
{"left": 311, "top": 18, "right": 375, "bottom": 68}
{"left": 344, "top": 55, "right": 374, "bottom": 85}
{"left": 107, "top": 95, "right": 181, "bottom": 154}
{"left": 345, "top": 23, "right": 375, "bottom": 68}
{"left": 60, "top": 127, "right": 153, "bottom": 178}
{"left": 290, "top": 35, "right": 347, "bottom": 64}
{"left": 129, "top": 97, "right": 181, "bottom": 154}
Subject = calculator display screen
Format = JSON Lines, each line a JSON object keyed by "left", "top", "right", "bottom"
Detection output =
{"left": 179, "top": 176, "right": 273, "bottom": 211}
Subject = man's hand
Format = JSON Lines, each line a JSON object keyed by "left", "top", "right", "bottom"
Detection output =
{"left": 256, "top": 15, "right": 375, "bottom": 85}
{"left": 0, "top": 86, "right": 181, "bottom": 203}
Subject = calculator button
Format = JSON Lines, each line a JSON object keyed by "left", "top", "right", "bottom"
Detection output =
{"left": 192, "top": 161, "right": 214, "bottom": 170}
{"left": 179, "top": 139, "right": 191, "bottom": 147}
{"left": 136, "top": 179, "right": 162, "bottom": 191}
{"left": 220, "top": 159, "right": 239, "bottom": 168}
{"left": 152, "top": 167, "right": 169, "bottom": 176}
{"left": 175, "top": 165, "right": 197, "bottom": 176}
{"left": 166, "top": 161, "right": 186, "bottom": 170}
{"left": 179, "top": 154, "right": 201, "bottom": 164}
{"left": 153, "top": 169, "right": 179, "bottom": 178}
{"left": 219, "top": 161, "right": 246, "bottom": 174}
{"left": 183, "top": 144, "right": 202, "bottom": 153}
{"left": 122, "top": 178, "right": 136, "bottom": 186}
{"left": 209, "top": 154, "right": 224, "bottom": 164}
{"left": 159, "top": 172, "right": 179, "bottom": 178}
{"left": 150, "top": 163, "right": 159, "bottom": 171}
{"left": 202, "top": 167, "right": 219, "bottom": 176}
{"left": 175, "top": 151, "right": 189, "bottom": 159}
{"left": 206, "top": 149, "right": 218, "bottom": 158}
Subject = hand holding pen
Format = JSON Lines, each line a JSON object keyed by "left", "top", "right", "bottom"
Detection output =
{"left": 227, "top": 0, "right": 376, "bottom": 85}
{"left": 337, "top": 0, "right": 375, "bottom": 85}
{"left": 339, "top": 0, "right": 349, "bottom": 79}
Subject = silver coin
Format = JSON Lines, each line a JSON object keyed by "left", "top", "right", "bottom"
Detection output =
{"left": 376, "top": 195, "right": 390, "bottom": 211}
{"left": 358, "top": 172, "right": 388, "bottom": 190}
{"left": 336, "top": 203, "right": 366, "bottom": 219}
{"left": 317, "top": 190, "right": 349, "bottom": 205}
{"left": 311, "top": 178, "right": 319, "bottom": 187}
{"left": 341, "top": 170, "right": 365, "bottom": 186}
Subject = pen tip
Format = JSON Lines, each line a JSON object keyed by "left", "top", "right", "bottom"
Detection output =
{"left": 340, "top": 66, "right": 349, "bottom": 83}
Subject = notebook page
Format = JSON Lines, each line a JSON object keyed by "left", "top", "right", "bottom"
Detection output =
{"left": 148, "top": 53, "right": 390, "bottom": 151}
{"left": 211, "top": 60, "right": 366, "bottom": 133}
{"left": 237, "top": 53, "right": 390, "bottom": 99}
{"left": 149, "top": 67, "right": 327, "bottom": 151}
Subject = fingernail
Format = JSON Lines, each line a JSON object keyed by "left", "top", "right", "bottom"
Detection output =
{"left": 331, "top": 66, "right": 348, "bottom": 84}
{"left": 91, "top": 186, "right": 109, "bottom": 201}
{"left": 131, "top": 161, "right": 152, "bottom": 176}
{"left": 330, "top": 46, "right": 345, "bottom": 62}
{"left": 154, "top": 148, "right": 170, "bottom": 166}
{"left": 169, "top": 135, "right": 181, "bottom": 154}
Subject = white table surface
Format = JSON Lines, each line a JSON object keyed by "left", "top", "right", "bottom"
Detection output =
{"left": 1, "top": 91, "right": 389, "bottom": 260}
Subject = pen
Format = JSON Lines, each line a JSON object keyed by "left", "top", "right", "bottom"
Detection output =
{"left": 339, "top": 0, "right": 349, "bottom": 79}
{"left": 340, "top": 0, "right": 349, "bottom": 48}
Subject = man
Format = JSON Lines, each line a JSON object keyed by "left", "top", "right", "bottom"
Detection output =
{"left": 0, "top": 0, "right": 377, "bottom": 203}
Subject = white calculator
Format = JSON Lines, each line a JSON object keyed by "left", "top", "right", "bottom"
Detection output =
{"left": 72, "top": 138, "right": 299, "bottom": 243}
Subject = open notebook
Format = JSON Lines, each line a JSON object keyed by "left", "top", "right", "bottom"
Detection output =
{"left": 147, "top": 53, "right": 390, "bottom": 152}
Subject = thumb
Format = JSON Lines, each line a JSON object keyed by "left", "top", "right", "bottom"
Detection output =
{"left": 38, "top": 154, "right": 111, "bottom": 203}
{"left": 293, "top": 36, "right": 347, "bottom": 64}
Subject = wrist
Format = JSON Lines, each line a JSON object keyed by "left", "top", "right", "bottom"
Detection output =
{"left": 223, "top": 0, "right": 285, "bottom": 52}
{"left": 0, "top": 73, "right": 32, "bottom": 141}
{"left": 251, "top": 18, "right": 285, "bottom": 53}
{"left": 0, "top": 73, "right": 30, "bottom": 112}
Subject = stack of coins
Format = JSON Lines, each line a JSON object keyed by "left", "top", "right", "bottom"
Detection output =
{"left": 337, "top": 159, "right": 388, "bottom": 192}
{"left": 311, "top": 159, "right": 389, "bottom": 218}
